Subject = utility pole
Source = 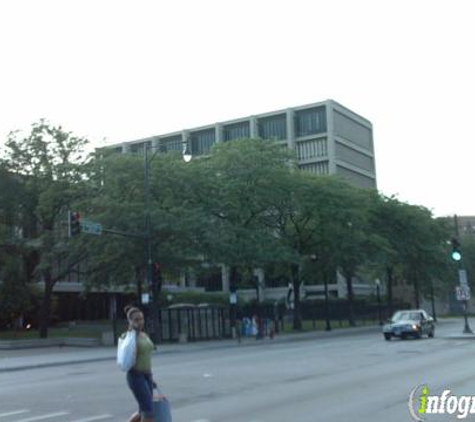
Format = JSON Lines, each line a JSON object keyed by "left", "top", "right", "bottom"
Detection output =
{"left": 453, "top": 214, "right": 473, "bottom": 334}
{"left": 145, "top": 145, "right": 160, "bottom": 344}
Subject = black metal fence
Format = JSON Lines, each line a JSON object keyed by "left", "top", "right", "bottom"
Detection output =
{"left": 238, "top": 299, "right": 410, "bottom": 331}
{"left": 116, "top": 306, "right": 232, "bottom": 343}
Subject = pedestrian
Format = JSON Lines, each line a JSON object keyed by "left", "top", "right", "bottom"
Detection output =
{"left": 252, "top": 315, "right": 259, "bottom": 339}
{"left": 123, "top": 305, "right": 157, "bottom": 422}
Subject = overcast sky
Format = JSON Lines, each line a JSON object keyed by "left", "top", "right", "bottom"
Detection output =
{"left": 0, "top": 0, "right": 473, "bottom": 217}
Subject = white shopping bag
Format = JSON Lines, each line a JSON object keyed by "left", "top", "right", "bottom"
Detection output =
{"left": 117, "top": 330, "right": 137, "bottom": 372}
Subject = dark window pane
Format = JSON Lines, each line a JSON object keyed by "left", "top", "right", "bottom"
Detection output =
{"left": 161, "top": 135, "right": 182, "bottom": 152}
{"left": 223, "top": 121, "right": 250, "bottom": 141}
{"left": 129, "top": 141, "right": 152, "bottom": 154}
{"left": 258, "top": 115, "right": 287, "bottom": 140}
{"left": 295, "top": 107, "right": 327, "bottom": 137}
{"left": 191, "top": 129, "right": 215, "bottom": 156}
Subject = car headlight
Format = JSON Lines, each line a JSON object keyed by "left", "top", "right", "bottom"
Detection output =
{"left": 412, "top": 324, "right": 420, "bottom": 330}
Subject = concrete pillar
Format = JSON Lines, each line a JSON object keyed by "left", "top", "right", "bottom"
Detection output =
{"left": 179, "top": 270, "right": 187, "bottom": 289}
{"left": 253, "top": 268, "right": 266, "bottom": 302}
{"left": 152, "top": 137, "right": 161, "bottom": 154}
{"left": 221, "top": 264, "right": 230, "bottom": 293}
{"left": 326, "top": 101, "right": 337, "bottom": 174}
{"left": 215, "top": 123, "right": 223, "bottom": 143}
{"left": 286, "top": 109, "right": 296, "bottom": 151}
{"left": 250, "top": 116, "right": 258, "bottom": 139}
{"left": 188, "top": 270, "right": 197, "bottom": 288}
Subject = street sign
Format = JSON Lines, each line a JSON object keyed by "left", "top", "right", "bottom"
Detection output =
{"left": 459, "top": 270, "right": 468, "bottom": 287}
{"left": 456, "top": 286, "right": 471, "bottom": 301}
{"left": 229, "top": 292, "right": 237, "bottom": 305}
{"left": 81, "top": 220, "right": 102, "bottom": 235}
{"left": 142, "top": 293, "right": 150, "bottom": 304}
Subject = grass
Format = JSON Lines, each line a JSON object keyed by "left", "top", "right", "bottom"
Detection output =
{"left": 0, "top": 326, "right": 108, "bottom": 341}
{"left": 280, "top": 318, "right": 381, "bottom": 334}
{"left": 1, "top": 319, "right": 382, "bottom": 340}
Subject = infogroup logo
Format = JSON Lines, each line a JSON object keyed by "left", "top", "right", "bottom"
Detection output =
{"left": 408, "top": 385, "right": 475, "bottom": 420}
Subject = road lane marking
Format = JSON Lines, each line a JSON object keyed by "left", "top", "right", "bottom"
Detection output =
{"left": 0, "top": 410, "right": 30, "bottom": 418}
{"left": 69, "top": 415, "right": 113, "bottom": 422}
{"left": 12, "top": 412, "right": 70, "bottom": 422}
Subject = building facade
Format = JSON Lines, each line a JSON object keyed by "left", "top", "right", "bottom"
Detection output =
{"left": 104, "top": 100, "right": 378, "bottom": 298}
{"left": 111, "top": 99, "right": 377, "bottom": 190}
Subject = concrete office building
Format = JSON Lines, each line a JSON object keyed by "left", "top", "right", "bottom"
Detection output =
{"left": 112, "top": 99, "right": 377, "bottom": 190}
{"left": 105, "top": 100, "right": 378, "bottom": 299}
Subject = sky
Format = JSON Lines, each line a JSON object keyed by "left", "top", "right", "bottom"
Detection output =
{"left": 0, "top": 0, "right": 474, "bottom": 217}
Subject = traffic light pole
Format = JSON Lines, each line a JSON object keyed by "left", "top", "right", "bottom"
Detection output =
{"left": 75, "top": 142, "right": 190, "bottom": 344}
{"left": 145, "top": 146, "right": 160, "bottom": 344}
{"left": 323, "top": 272, "right": 331, "bottom": 331}
{"left": 454, "top": 215, "right": 473, "bottom": 334}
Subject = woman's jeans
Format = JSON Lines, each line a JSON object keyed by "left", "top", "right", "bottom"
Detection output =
{"left": 127, "top": 368, "right": 154, "bottom": 419}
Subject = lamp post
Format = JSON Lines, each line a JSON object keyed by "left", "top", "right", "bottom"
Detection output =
{"left": 430, "top": 280, "right": 437, "bottom": 322}
{"left": 375, "top": 278, "right": 382, "bottom": 325}
{"left": 145, "top": 139, "right": 192, "bottom": 344}
{"left": 453, "top": 215, "right": 473, "bottom": 335}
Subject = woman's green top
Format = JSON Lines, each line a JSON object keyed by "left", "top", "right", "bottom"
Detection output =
{"left": 134, "top": 332, "right": 154, "bottom": 374}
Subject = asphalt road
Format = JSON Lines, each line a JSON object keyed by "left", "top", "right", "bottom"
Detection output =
{"left": 1, "top": 319, "right": 474, "bottom": 422}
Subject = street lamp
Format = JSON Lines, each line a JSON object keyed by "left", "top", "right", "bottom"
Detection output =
{"left": 375, "top": 278, "right": 382, "bottom": 325}
{"left": 145, "top": 139, "right": 192, "bottom": 344}
{"left": 183, "top": 141, "right": 192, "bottom": 163}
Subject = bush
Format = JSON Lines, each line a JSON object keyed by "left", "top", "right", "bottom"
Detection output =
{"left": 160, "top": 291, "right": 228, "bottom": 307}
{"left": 299, "top": 297, "right": 411, "bottom": 320}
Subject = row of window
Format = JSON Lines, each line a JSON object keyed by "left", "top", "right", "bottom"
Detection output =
{"left": 123, "top": 107, "right": 328, "bottom": 157}
{"left": 129, "top": 141, "right": 151, "bottom": 154}
{"left": 296, "top": 138, "right": 328, "bottom": 160}
{"left": 299, "top": 161, "right": 329, "bottom": 175}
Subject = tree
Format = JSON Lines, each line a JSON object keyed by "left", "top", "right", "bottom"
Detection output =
{"left": 181, "top": 139, "right": 295, "bottom": 328}
{"left": 460, "top": 234, "right": 475, "bottom": 292}
{"left": 317, "top": 182, "right": 382, "bottom": 327}
{"left": 265, "top": 171, "right": 320, "bottom": 330}
{"left": 263, "top": 171, "right": 370, "bottom": 330}
{"left": 370, "top": 196, "right": 451, "bottom": 310}
{"left": 81, "top": 149, "right": 208, "bottom": 301}
{"left": 1, "top": 120, "right": 90, "bottom": 337}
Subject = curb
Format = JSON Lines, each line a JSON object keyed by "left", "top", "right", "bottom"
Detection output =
{"left": 0, "top": 325, "right": 381, "bottom": 373}
{"left": 0, "top": 356, "right": 114, "bottom": 373}
{"left": 0, "top": 338, "right": 100, "bottom": 350}
{"left": 442, "top": 335, "right": 475, "bottom": 340}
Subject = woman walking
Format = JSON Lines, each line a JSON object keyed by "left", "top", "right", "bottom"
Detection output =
{"left": 123, "top": 306, "right": 156, "bottom": 422}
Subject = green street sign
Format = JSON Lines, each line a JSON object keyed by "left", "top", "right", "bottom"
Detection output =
{"left": 81, "top": 220, "right": 102, "bottom": 235}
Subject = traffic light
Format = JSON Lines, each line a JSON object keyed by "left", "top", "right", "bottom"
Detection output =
{"left": 68, "top": 211, "right": 82, "bottom": 237}
{"left": 451, "top": 237, "right": 462, "bottom": 261}
{"left": 152, "top": 262, "right": 162, "bottom": 285}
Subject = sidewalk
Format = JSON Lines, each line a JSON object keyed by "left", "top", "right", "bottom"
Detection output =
{"left": 0, "top": 319, "right": 465, "bottom": 373}
{"left": 0, "top": 324, "right": 380, "bottom": 373}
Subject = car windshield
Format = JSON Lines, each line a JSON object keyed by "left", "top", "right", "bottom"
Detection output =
{"left": 392, "top": 311, "right": 421, "bottom": 321}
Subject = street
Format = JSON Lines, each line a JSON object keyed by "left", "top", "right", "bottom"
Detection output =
{"left": 1, "top": 319, "right": 474, "bottom": 421}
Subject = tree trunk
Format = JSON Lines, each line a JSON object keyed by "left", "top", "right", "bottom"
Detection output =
{"left": 135, "top": 266, "right": 143, "bottom": 306}
{"left": 386, "top": 266, "right": 394, "bottom": 316}
{"left": 39, "top": 269, "right": 54, "bottom": 339}
{"left": 345, "top": 273, "right": 356, "bottom": 327}
{"left": 414, "top": 277, "right": 420, "bottom": 309}
{"left": 291, "top": 263, "right": 302, "bottom": 331}
{"left": 323, "top": 269, "right": 331, "bottom": 331}
{"left": 229, "top": 266, "right": 238, "bottom": 332}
